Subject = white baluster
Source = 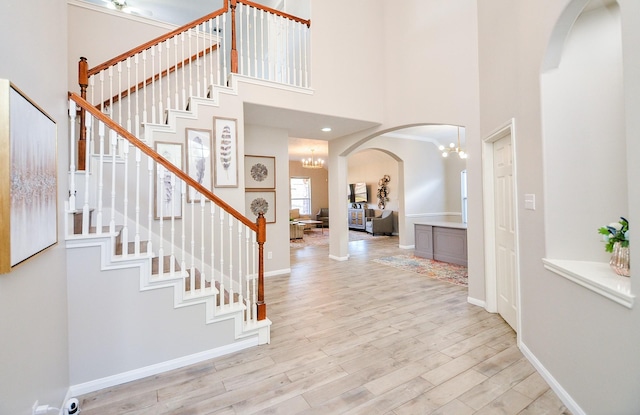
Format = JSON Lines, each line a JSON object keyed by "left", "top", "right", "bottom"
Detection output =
{"left": 210, "top": 202, "right": 216, "bottom": 301}
{"left": 134, "top": 147, "right": 141, "bottom": 256}
{"left": 253, "top": 6, "right": 257, "bottom": 77}
{"left": 117, "top": 61, "right": 122, "bottom": 127}
{"left": 68, "top": 98, "right": 77, "bottom": 213}
{"left": 180, "top": 183, "right": 187, "bottom": 285}
{"left": 126, "top": 57, "right": 132, "bottom": 132}
{"left": 151, "top": 46, "right": 156, "bottom": 124}
{"left": 201, "top": 22, "right": 208, "bottom": 97}
{"left": 82, "top": 116, "right": 93, "bottom": 235}
{"left": 181, "top": 32, "right": 186, "bottom": 109}
{"left": 146, "top": 153, "right": 154, "bottom": 255}
{"left": 222, "top": 13, "right": 228, "bottom": 82}
{"left": 99, "top": 70, "right": 105, "bottom": 116}
{"left": 188, "top": 28, "right": 194, "bottom": 99}
{"left": 134, "top": 54, "right": 140, "bottom": 138}
{"left": 108, "top": 66, "right": 113, "bottom": 117}
{"left": 216, "top": 15, "right": 221, "bottom": 86}
{"left": 190, "top": 197, "right": 195, "bottom": 295}
{"left": 109, "top": 130, "right": 117, "bottom": 234}
{"left": 245, "top": 228, "right": 251, "bottom": 321}
{"left": 174, "top": 36, "right": 179, "bottom": 109}
{"left": 238, "top": 221, "right": 244, "bottom": 307}
{"left": 166, "top": 39, "right": 172, "bottom": 112}
{"left": 96, "top": 121, "right": 105, "bottom": 234}
{"left": 239, "top": 4, "right": 245, "bottom": 75}
{"left": 228, "top": 214, "right": 234, "bottom": 306}
{"left": 296, "top": 24, "right": 301, "bottom": 87}
{"left": 219, "top": 208, "right": 225, "bottom": 307}
{"left": 285, "top": 19, "right": 290, "bottom": 85}
{"left": 303, "top": 27, "right": 309, "bottom": 87}
{"left": 158, "top": 43, "right": 164, "bottom": 123}
{"left": 200, "top": 198, "right": 206, "bottom": 293}
{"left": 208, "top": 18, "right": 215, "bottom": 89}
{"left": 260, "top": 10, "right": 265, "bottom": 80}
{"left": 252, "top": 231, "right": 257, "bottom": 323}
{"left": 157, "top": 165, "right": 164, "bottom": 276}
{"left": 195, "top": 26, "right": 202, "bottom": 97}
{"left": 142, "top": 49, "right": 148, "bottom": 124}
{"left": 169, "top": 172, "right": 176, "bottom": 277}
{"left": 121, "top": 140, "right": 129, "bottom": 257}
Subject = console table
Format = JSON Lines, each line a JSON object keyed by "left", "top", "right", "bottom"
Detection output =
{"left": 348, "top": 208, "right": 373, "bottom": 230}
{"left": 415, "top": 221, "right": 467, "bottom": 266}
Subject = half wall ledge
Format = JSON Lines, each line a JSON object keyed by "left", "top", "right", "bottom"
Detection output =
{"left": 542, "top": 258, "right": 634, "bottom": 309}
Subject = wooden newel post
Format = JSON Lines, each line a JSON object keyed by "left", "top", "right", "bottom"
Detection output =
{"left": 230, "top": 0, "right": 238, "bottom": 74}
{"left": 256, "top": 212, "right": 267, "bottom": 320}
{"left": 78, "top": 57, "right": 89, "bottom": 171}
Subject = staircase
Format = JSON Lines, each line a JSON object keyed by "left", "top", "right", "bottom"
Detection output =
{"left": 64, "top": 0, "right": 311, "bottom": 393}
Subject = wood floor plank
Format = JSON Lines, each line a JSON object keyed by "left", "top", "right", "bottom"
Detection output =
{"left": 78, "top": 236, "right": 571, "bottom": 415}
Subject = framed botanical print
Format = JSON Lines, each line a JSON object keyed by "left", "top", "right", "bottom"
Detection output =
{"left": 154, "top": 141, "right": 183, "bottom": 219}
{"left": 185, "top": 128, "right": 212, "bottom": 202}
{"left": 245, "top": 190, "right": 276, "bottom": 224}
{"left": 245, "top": 155, "right": 275, "bottom": 189}
{"left": 213, "top": 117, "right": 238, "bottom": 188}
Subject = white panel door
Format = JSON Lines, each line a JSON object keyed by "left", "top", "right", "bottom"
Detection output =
{"left": 493, "top": 134, "right": 517, "bottom": 331}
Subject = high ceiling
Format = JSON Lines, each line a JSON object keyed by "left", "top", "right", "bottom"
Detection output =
{"left": 75, "top": 0, "right": 467, "bottom": 164}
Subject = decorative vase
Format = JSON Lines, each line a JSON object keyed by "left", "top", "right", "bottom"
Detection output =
{"left": 610, "top": 242, "right": 630, "bottom": 277}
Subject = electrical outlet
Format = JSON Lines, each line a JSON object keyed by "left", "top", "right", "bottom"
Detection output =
{"left": 32, "top": 401, "right": 39, "bottom": 415}
{"left": 267, "top": 251, "right": 272, "bottom": 259}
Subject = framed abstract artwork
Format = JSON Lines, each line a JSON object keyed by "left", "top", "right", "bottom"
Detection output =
{"left": 0, "top": 79, "right": 58, "bottom": 273}
{"left": 245, "top": 155, "right": 275, "bottom": 189}
{"left": 245, "top": 190, "right": 276, "bottom": 224}
{"left": 154, "top": 141, "right": 183, "bottom": 219}
{"left": 213, "top": 117, "right": 238, "bottom": 188}
{"left": 185, "top": 128, "right": 212, "bottom": 202}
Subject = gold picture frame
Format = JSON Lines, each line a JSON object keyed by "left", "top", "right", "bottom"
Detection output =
{"left": 0, "top": 79, "right": 58, "bottom": 274}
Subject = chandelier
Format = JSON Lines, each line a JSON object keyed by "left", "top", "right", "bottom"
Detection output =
{"left": 302, "top": 149, "right": 324, "bottom": 169}
{"left": 439, "top": 127, "right": 468, "bottom": 159}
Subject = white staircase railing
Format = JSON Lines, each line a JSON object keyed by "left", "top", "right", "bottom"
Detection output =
{"left": 68, "top": 93, "right": 267, "bottom": 324}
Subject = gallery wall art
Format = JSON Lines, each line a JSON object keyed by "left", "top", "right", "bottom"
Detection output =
{"left": 213, "top": 117, "right": 238, "bottom": 188}
{"left": 0, "top": 79, "right": 58, "bottom": 273}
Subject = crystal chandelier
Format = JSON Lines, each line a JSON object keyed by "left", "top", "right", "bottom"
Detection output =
{"left": 439, "top": 127, "right": 468, "bottom": 159}
{"left": 302, "top": 149, "right": 324, "bottom": 169}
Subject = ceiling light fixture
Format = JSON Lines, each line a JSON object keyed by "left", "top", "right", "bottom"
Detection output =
{"left": 321, "top": 127, "right": 332, "bottom": 132}
{"left": 439, "top": 127, "right": 468, "bottom": 159}
{"left": 302, "top": 149, "right": 324, "bottom": 169}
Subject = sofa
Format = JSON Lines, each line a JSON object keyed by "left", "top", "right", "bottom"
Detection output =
{"left": 315, "top": 208, "right": 329, "bottom": 229}
{"left": 365, "top": 210, "right": 394, "bottom": 235}
{"left": 289, "top": 208, "right": 313, "bottom": 230}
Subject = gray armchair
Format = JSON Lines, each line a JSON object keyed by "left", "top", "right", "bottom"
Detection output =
{"left": 365, "top": 210, "right": 393, "bottom": 235}
{"left": 316, "top": 208, "right": 329, "bottom": 229}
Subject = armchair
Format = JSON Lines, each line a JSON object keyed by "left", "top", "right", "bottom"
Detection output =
{"left": 290, "top": 208, "right": 313, "bottom": 230}
{"left": 315, "top": 208, "right": 329, "bottom": 229}
{"left": 365, "top": 210, "right": 393, "bottom": 235}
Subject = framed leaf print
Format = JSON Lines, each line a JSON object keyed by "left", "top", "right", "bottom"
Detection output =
{"left": 154, "top": 141, "right": 183, "bottom": 219}
{"left": 186, "top": 128, "right": 212, "bottom": 202}
{"left": 245, "top": 155, "right": 275, "bottom": 189}
{"left": 213, "top": 117, "right": 238, "bottom": 188}
{"left": 245, "top": 190, "right": 276, "bottom": 224}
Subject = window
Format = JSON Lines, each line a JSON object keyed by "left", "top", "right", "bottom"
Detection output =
{"left": 290, "top": 177, "right": 311, "bottom": 215}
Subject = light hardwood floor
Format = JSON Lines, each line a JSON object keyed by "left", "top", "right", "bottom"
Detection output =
{"left": 78, "top": 236, "right": 571, "bottom": 414}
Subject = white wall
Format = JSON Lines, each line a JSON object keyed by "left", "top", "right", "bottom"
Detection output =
{"left": 478, "top": 0, "right": 640, "bottom": 413}
{"left": 0, "top": 1, "right": 70, "bottom": 413}
{"left": 245, "top": 125, "right": 291, "bottom": 275}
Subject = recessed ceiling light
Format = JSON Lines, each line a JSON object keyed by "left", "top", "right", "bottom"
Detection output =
{"left": 321, "top": 127, "right": 332, "bottom": 132}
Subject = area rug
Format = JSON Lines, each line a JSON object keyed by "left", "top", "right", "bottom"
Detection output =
{"left": 290, "top": 228, "right": 387, "bottom": 248}
{"left": 373, "top": 254, "right": 468, "bottom": 287}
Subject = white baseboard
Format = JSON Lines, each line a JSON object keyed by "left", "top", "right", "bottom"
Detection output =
{"left": 519, "top": 342, "right": 585, "bottom": 415}
{"left": 467, "top": 296, "right": 486, "bottom": 308}
{"left": 265, "top": 268, "right": 291, "bottom": 278}
{"left": 399, "top": 244, "right": 415, "bottom": 250}
{"left": 68, "top": 338, "right": 258, "bottom": 397}
{"left": 329, "top": 254, "right": 349, "bottom": 261}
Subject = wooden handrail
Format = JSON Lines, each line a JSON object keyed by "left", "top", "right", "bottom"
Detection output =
{"left": 96, "top": 45, "right": 218, "bottom": 111}
{"left": 239, "top": 0, "right": 311, "bottom": 27}
{"left": 87, "top": 4, "right": 229, "bottom": 77}
{"left": 69, "top": 92, "right": 258, "bottom": 232}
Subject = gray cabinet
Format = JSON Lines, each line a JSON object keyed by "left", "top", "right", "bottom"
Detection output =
{"left": 348, "top": 208, "right": 372, "bottom": 230}
{"left": 415, "top": 223, "right": 467, "bottom": 266}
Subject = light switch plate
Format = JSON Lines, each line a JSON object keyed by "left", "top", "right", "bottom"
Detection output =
{"left": 524, "top": 194, "right": 535, "bottom": 210}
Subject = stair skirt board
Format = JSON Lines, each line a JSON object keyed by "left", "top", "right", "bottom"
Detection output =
{"left": 65, "top": 232, "right": 270, "bottom": 343}
{"left": 68, "top": 338, "right": 260, "bottom": 397}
